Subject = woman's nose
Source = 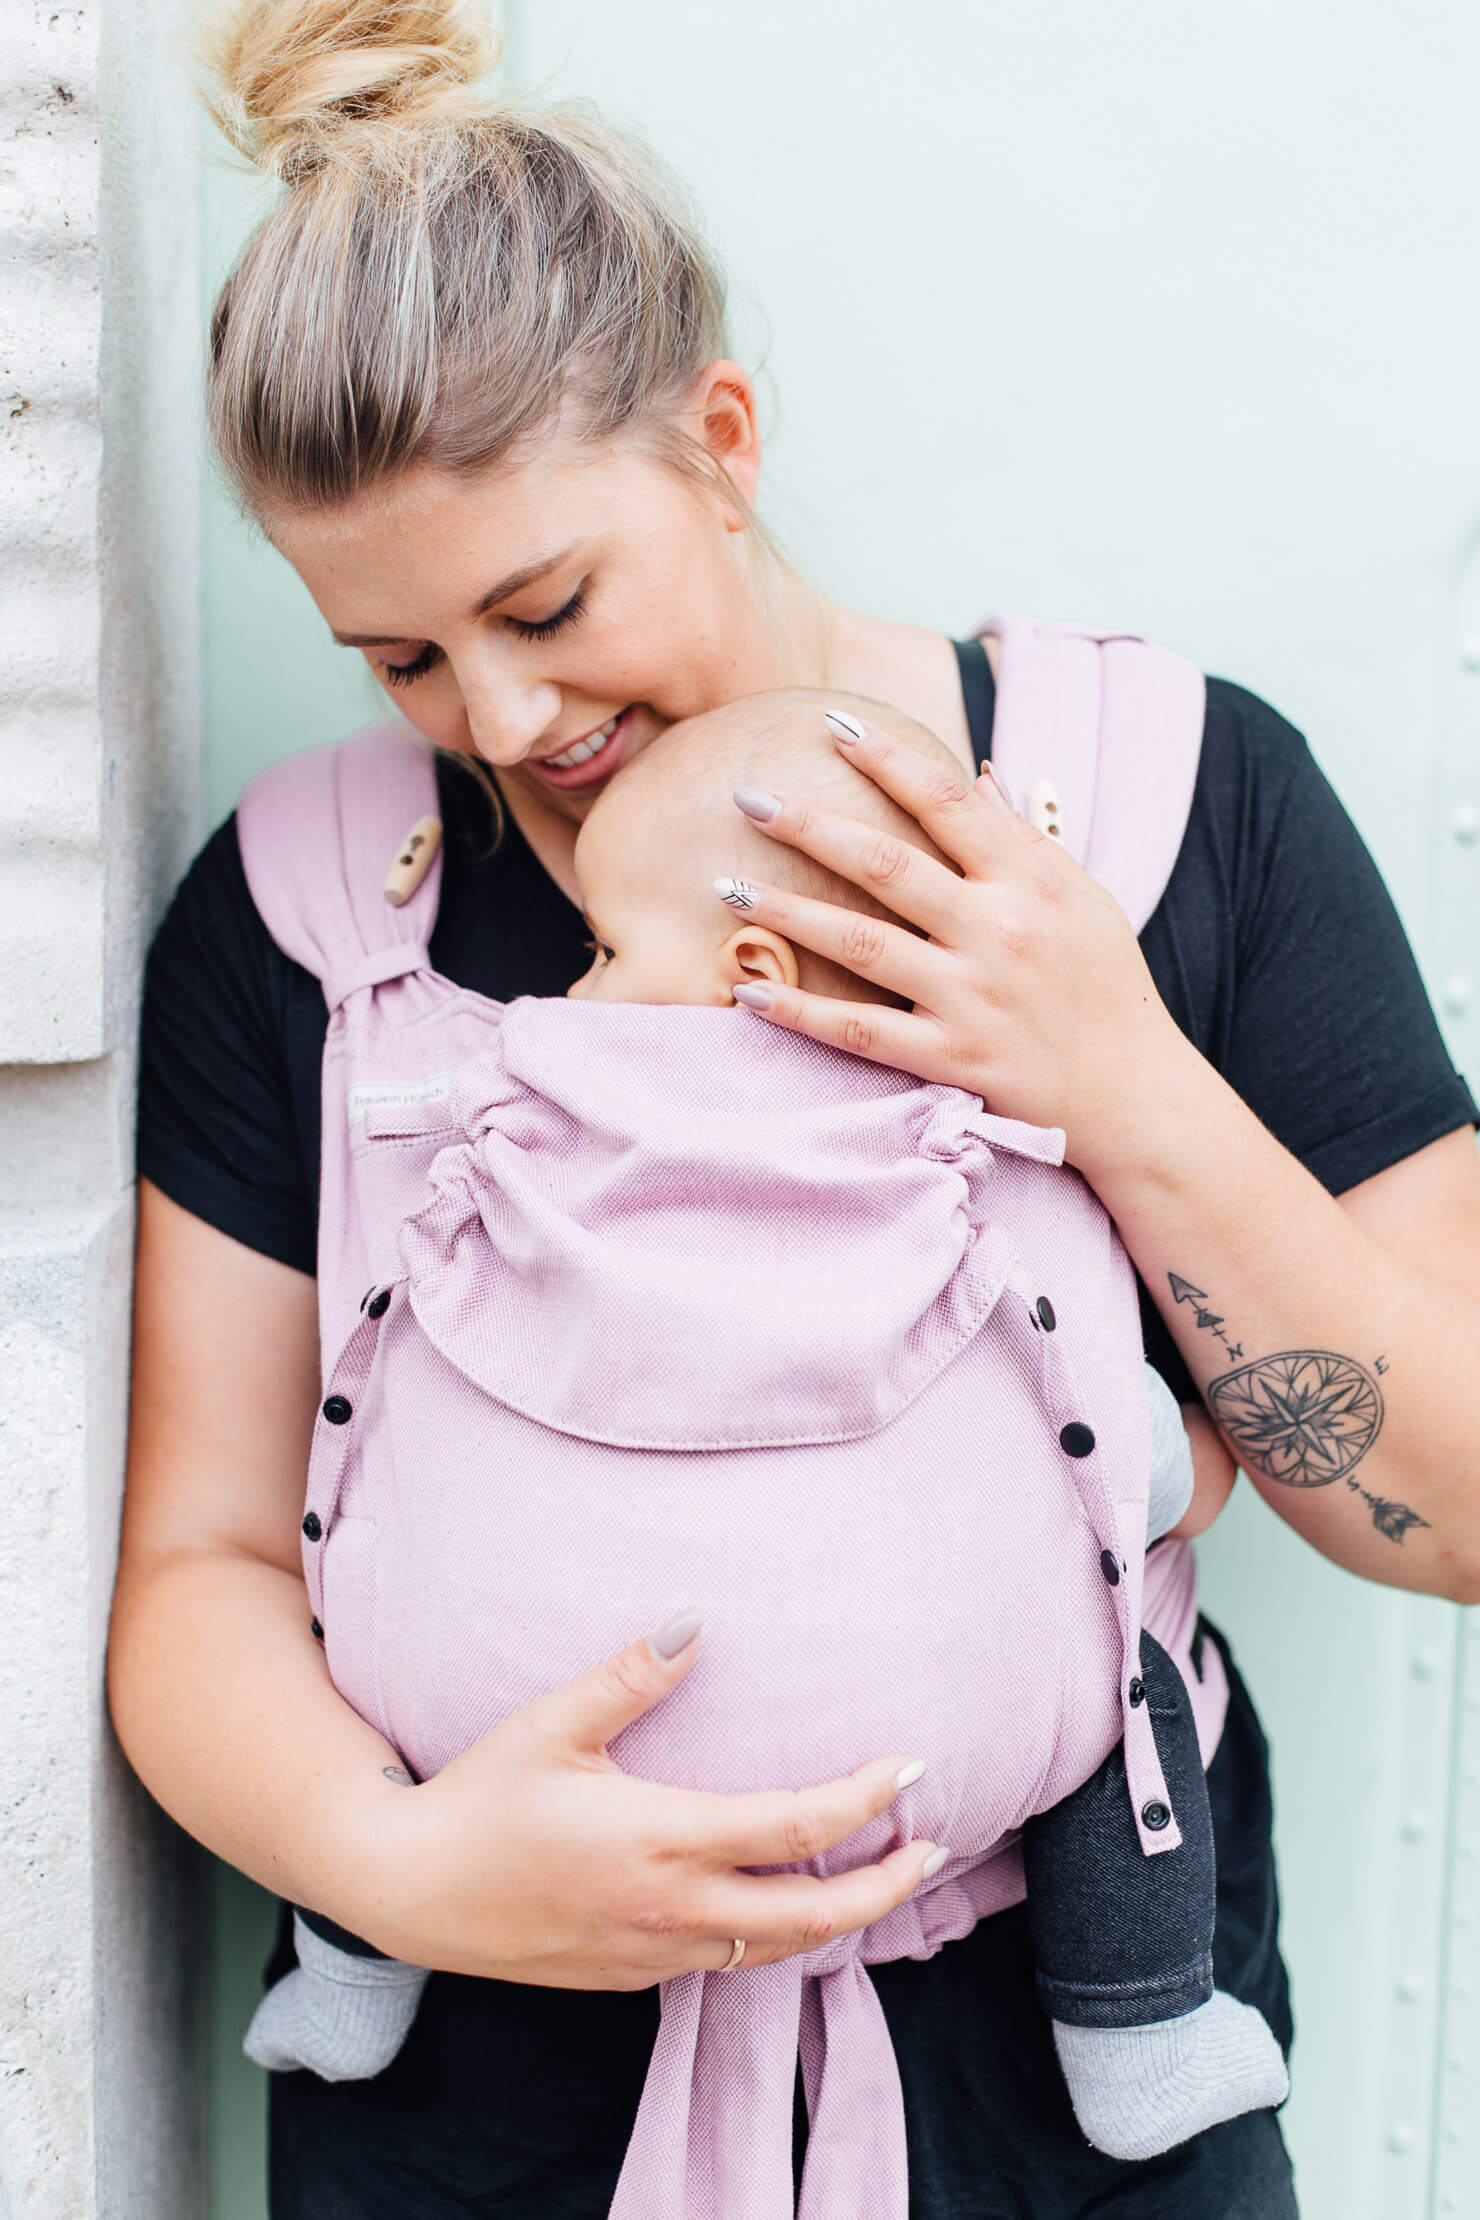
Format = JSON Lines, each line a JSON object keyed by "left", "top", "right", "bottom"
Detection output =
{"left": 458, "top": 655, "right": 563, "bottom": 770}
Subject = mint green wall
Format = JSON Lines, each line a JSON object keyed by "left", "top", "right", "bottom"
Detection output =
{"left": 202, "top": 9, "right": 1480, "bottom": 2217}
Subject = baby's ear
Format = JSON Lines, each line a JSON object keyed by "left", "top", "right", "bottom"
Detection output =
{"left": 721, "top": 927, "right": 800, "bottom": 990}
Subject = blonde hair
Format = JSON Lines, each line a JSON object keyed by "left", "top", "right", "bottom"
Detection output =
{"left": 199, "top": 0, "right": 733, "bottom": 514}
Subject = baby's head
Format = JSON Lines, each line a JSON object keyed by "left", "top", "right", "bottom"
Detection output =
{"left": 567, "top": 689, "right": 958, "bottom": 1007}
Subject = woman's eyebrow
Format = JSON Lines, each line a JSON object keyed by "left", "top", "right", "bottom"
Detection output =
{"left": 471, "top": 546, "right": 576, "bottom": 617}
{"left": 331, "top": 546, "right": 579, "bottom": 647}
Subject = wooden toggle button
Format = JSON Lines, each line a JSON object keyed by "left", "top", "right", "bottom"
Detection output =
{"left": 383, "top": 816, "right": 443, "bottom": 907}
{"left": 1025, "top": 778, "right": 1063, "bottom": 842}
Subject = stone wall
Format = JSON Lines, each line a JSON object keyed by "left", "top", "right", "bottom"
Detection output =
{"left": 0, "top": 1, "right": 204, "bottom": 2211}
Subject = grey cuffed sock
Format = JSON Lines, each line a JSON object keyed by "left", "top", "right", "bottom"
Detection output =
{"left": 1053, "top": 1989, "right": 1289, "bottom": 2162}
{"left": 243, "top": 1912, "right": 431, "bottom": 2082}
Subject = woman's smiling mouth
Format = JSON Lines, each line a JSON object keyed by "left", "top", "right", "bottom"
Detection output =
{"left": 528, "top": 706, "right": 638, "bottom": 789}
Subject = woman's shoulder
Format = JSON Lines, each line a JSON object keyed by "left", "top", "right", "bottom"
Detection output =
{"left": 138, "top": 809, "right": 329, "bottom": 1271}
{"left": 1195, "top": 674, "right": 1313, "bottom": 822}
{"left": 1158, "top": 670, "right": 1476, "bottom": 1196}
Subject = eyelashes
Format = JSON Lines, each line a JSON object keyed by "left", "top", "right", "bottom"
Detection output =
{"left": 381, "top": 643, "right": 443, "bottom": 689}
{"left": 378, "top": 587, "right": 590, "bottom": 688}
{"left": 508, "top": 587, "right": 588, "bottom": 642}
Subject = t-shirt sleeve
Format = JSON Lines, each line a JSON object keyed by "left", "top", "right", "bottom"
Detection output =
{"left": 137, "top": 816, "right": 320, "bottom": 1275}
{"left": 1216, "top": 694, "right": 1477, "bottom": 1194}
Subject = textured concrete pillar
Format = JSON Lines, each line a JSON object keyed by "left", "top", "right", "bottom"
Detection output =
{"left": 0, "top": 0, "right": 204, "bottom": 2212}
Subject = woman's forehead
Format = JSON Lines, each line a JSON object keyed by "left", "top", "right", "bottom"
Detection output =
{"left": 268, "top": 444, "right": 667, "bottom": 632}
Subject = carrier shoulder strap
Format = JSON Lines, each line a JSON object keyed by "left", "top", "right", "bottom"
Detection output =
{"left": 975, "top": 614, "right": 1205, "bottom": 934}
{"left": 235, "top": 722, "right": 442, "bottom": 1011}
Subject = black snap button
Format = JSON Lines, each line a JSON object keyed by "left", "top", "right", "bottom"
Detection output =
{"left": 1142, "top": 1800, "right": 1172, "bottom": 1832}
{"left": 302, "top": 1511, "right": 322, "bottom": 1541}
{"left": 1128, "top": 1677, "right": 1146, "bottom": 1706}
{"left": 1099, "top": 1548, "right": 1121, "bottom": 1586}
{"left": 367, "top": 1289, "right": 391, "bottom": 1320}
{"left": 322, "top": 1395, "right": 352, "bottom": 1426}
{"left": 310, "top": 1616, "right": 324, "bottom": 1641}
{"left": 1036, "top": 1296, "right": 1057, "bottom": 1331}
{"left": 1060, "top": 1422, "right": 1096, "bottom": 1458}
{"left": 359, "top": 1286, "right": 375, "bottom": 1313}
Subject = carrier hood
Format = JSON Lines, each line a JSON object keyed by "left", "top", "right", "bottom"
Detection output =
{"left": 397, "top": 999, "right": 1063, "bottom": 1450}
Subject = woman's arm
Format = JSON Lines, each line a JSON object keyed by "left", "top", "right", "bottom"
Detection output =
{"left": 1166, "top": 1400, "right": 1238, "bottom": 1540}
{"left": 717, "top": 726, "right": 1480, "bottom": 1603}
{"left": 1082, "top": 1083, "right": 1480, "bottom": 1597}
{"left": 109, "top": 1182, "right": 939, "bottom": 1980}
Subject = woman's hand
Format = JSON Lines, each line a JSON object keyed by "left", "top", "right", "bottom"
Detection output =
{"left": 349, "top": 1613, "right": 942, "bottom": 1989}
{"left": 725, "top": 715, "right": 1191, "bottom": 1175}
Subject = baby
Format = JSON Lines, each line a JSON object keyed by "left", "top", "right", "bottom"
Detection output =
{"left": 247, "top": 690, "right": 1287, "bottom": 2166}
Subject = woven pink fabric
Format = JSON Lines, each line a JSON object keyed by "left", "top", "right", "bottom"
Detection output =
{"left": 234, "top": 616, "right": 1227, "bottom": 2219}
{"left": 294, "top": 996, "right": 1208, "bottom": 2220}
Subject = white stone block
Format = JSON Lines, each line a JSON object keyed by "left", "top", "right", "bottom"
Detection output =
{"left": 0, "top": 0, "right": 204, "bottom": 2207}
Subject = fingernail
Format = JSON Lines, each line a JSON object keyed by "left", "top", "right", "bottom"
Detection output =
{"left": 824, "top": 708, "right": 866, "bottom": 745}
{"left": 978, "top": 759, "right": 1014, "bottom": 811}
{"left": 919, "top": 1845, "right": 951, "bottom": 1880}
{"left": 734, "top": 786, "right": 782, "bottom": 823}
{"left": 714, "top": 876, "right": 761, "bottom": 911}
{"left": 648, "top": 1608, "right": 703, "bottom": 1660}
{"left": 732, "top": 982, "right": 773, "bottom": 1011}
{"left": 893, "top": 1759, "right": 927, "bottom": 1792}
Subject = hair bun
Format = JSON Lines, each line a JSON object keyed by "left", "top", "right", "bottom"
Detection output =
{"left": 200, "top": 0, "right": 500, "bottom": 177}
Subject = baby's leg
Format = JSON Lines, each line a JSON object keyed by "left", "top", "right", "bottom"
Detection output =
{"left": 1022, "top": 1634, "right": 1288, "bottom": 2162}
{"left": 244, "top": 1910, "right": 429, "bottom": 2082}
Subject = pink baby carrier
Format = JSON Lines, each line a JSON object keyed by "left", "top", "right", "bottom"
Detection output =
{"left": 237, "top": 616, "right": 1227, "bottom": 2220}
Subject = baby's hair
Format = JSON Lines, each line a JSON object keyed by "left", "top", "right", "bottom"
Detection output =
{"left": 198, "top": 0, "right": 735, "bottom": 517}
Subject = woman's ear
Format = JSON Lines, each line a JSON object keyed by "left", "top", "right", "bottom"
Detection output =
{"left": 721, "top": 926, "right": 800, "bottom": 990}
{"left": 685, "top": 358, "right": 761, "bottom": 514}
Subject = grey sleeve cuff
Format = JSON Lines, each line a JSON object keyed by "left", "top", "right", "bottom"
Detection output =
{"left": 1145, "top": 1362, "right": 1195, "bottom": 1543}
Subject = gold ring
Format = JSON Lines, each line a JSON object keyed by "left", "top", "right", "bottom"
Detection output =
{"left": 721, "top": 1937, "right": 746, "bottom": 1971}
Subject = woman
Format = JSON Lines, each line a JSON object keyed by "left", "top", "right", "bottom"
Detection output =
{"left": 108, "top": 2, "right": 1480, "bottom": 2212}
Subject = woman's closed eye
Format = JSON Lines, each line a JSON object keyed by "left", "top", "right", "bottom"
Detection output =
{"left": 586, "top": 936, "right": 615, "bottom": 965}
{"left": 380, "top": 642, "right": 444, "bottom": 688}
{"left": 376, "top": 588, "right": 589, "bottom": 689}
{"left": 507, "top": 586, "right": 588, "bottom": 642}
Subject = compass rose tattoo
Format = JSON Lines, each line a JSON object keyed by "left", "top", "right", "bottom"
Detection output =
{"left": 1168, "top": 1275, "right": 1428, "bottom": 1546}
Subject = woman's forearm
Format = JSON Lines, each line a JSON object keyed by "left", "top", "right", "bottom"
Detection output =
{"left": 108, "top": 1542, "right": 405, "bottom": 1937}
{"left": 1082, "top": 1033, "right": 1480, "bottom": 1602}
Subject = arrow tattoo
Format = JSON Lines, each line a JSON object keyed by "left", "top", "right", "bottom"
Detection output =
{"left": 1167, "top": 1273, "right": 1243, "bottom": 1361}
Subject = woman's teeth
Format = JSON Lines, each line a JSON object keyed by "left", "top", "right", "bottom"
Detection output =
{"left": 543, "top": 716, "right": 620, "bottom": 772}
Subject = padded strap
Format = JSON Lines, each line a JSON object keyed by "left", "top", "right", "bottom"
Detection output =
{"left": 236, "top": 723, "right": 442, "bottom": 1007}
{"left": 975, "top": 615, "right": 1205, "bottom": 934}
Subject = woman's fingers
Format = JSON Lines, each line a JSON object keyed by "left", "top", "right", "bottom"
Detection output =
{"left": 702, "top": 1838, "right": 948, "bottom": 1967}
{"left": 665, "top": 1753, "right": 930, "bottom": 1870}
{"left": 823, "top": 708, "right": 1029, "bottom": 873}
{"left": 519, "top": 1610, "right": 704, "bottom": 1756}
{"left": 733, "top": 785, "right": 976, "bottom": 940}
{"left": 715, "top": 878, "right": 947, "bottom": 1004}
{"left": 731, "top": 979, "right": 959, "bottom": 1087}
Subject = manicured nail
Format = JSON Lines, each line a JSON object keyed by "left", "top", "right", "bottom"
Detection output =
{"left": 734, "top": 786, "right": 782, "bottom": 823}
{"left": 648, "top": 1608, "right": 703, "bottom": 1660}
{"left": 732, "top": 982, "right": 774, "bottom": 1011}
{"left": 978, "top": 759, "right": 1014, "bottom": 811}
{"left": 714, "top": 877, "right": 760, "bottom": 911}
{"left": 824, "top": 708, "right": 866, "bottom": 745}
{"left": 893, "top": 1759, "right": 927, "bottom": 1792}
{"left": 919, "top": 1845, "right": 951, "bottom": 1880}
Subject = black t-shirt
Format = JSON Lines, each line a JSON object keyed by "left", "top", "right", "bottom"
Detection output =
{"left": 139, "top": 650, "right": 1474, "bottom": 2213}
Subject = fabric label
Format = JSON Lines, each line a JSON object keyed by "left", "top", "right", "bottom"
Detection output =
{"left": 347, "top": 1073, "right": 453, "bottom": 1127}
